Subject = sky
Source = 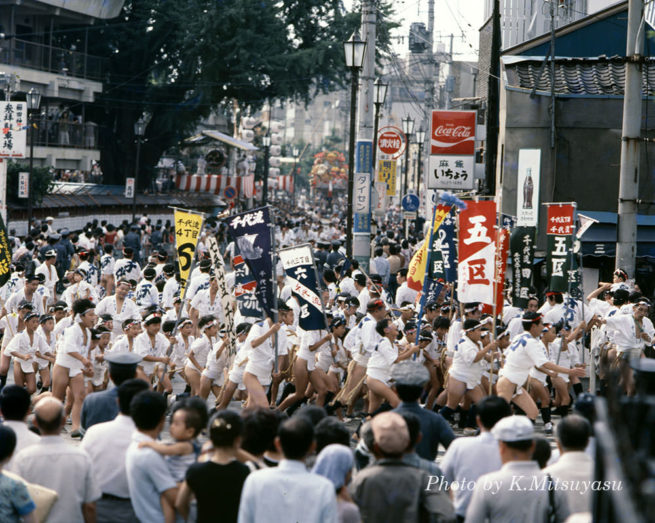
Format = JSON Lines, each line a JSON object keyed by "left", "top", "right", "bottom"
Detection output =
{"left": 344, "top": 0, "right": 486, "bottom": 62}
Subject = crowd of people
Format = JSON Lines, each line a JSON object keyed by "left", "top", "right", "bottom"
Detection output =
{"left": 0, "top": 204, "right": 650, "bottom": 522}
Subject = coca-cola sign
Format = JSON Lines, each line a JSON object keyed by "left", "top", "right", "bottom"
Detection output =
{"left": 430, "top": 110, "right": 476, "bottom": 155}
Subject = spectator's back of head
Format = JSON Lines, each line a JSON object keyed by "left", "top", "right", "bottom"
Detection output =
{"left": 241, "top": 407, "right": 286, "bottom": 456}
{"left": 556, "top": 414, "right": 591, "bottom": 452}
{"left": 117, "top": 379, "right": 149, "bottom": 415}
{"left": 209, "top": 410, "right": 243, "bottom": 448}
{"left": 34, "top": 397, "right": 65, "bottom": 435}
{"left": 315, "top": 417, "right": 350, "bottom": 453}
{"left": 278, "top": 417, "right": 315, "bottom": 460}
{"left": 294, "top": 405, "right": 327, "bottom": 427}
{"left": 477, "top": 396, "right": 512, "bottom": 430}
{"left": 0, "top": 385, "right": 31, "bottom": 421}
{"left": 0, "top": 425, "right": 17, "bottom": 462}
{"left": 533, "top": 437, "right": 552, "bottom": 469}
{"left": 130, "top": 391, "right": 167, "bottom": 431}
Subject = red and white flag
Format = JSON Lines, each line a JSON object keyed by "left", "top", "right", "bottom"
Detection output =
{"left": 457, "top": 200, "right": 497, "bottom": 306}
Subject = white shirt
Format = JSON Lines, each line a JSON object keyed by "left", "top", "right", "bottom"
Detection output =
{"left": 95, "top": 296, "right": 140, "bottom": 337}
{"left": 507, "top": 316, "right": 525, "bottom": 343}
{"left": 339, "top": 276, "right": 357, "bottom": 298}
{"left": 2, "top": 420, "right": 40, "bottom": 473}
{"left": 5, "top": 288, "right": 44, "bottom": 316}
{"left": 188, "top": 335, "right": 214, "bottom": 370}
{"left": 62, "top": 281, "right": 97, "bottom": 307}
{"left": 543, "top": 451, "right": 594, "bottom": 516}
{"left": 238, "top": 459, "right": 337, "bottom": 523}
{"left": 134, "top": 331, "right": 169, "bottom": 374}
{"left": 449, "top": 335, "right": 486, "bottom": 384}
{"left": 356, "top": 288, "right": 370, "bottom": 315}
{"left": 162, "top": 277, "right": 180, "bottom": 309}
{"left": 13, "top": 435, "right": 101, "bottom": 523}
{"left": 6, "top": 329, "right": 48, "bottom": 372}
{"left": 190, "top": 289, "right": 224, "bottom": 321}
{"left": 500, "top": 332, "right": 550, "bottom": 386}
{"left": 135, "top": 280, "right": 159, "bottom": 310}
{"left": 80, "top": 414, "right": 136, "bottom": 498}
{"left": 35, "top": 262, "right": 59, "bottom": 292}
{"left": 100, "top": 253, "right": 115, "bottom": 276}
{"left": 186, "top": 273, "right": 210, "bottom": 301}
{"left": 56, "top": 323, "right": 92, "bottom": 371}
{"left": 605, "top": 313, "right": 655, "bottom": 352}
{"left": 113, "top": 258, "right": 142, "bottom": 283}
{"left": 367, "top": 337, "right": 397, "bottom": 375}
{"left": 441, "top": 431, "right": 502, "bottom": 517}
{"left": 395, "top": 282, "right": 418, "bottom": 307}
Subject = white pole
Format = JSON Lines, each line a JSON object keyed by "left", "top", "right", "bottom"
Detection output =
{"left": 0, "top": 159, "right": 7, "bottom": 226}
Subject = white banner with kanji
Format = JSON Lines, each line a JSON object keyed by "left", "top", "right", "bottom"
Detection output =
{"left": 457, "top": 200, "right": 497, "bottom": 305}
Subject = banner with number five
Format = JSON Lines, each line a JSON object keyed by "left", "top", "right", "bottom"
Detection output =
{"left": 174, "top": 208, "right": 204, "bottom": 297}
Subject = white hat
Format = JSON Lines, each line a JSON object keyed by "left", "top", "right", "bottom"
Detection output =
{"left": 491, "top": 415, "right": 534, "bottom": 442}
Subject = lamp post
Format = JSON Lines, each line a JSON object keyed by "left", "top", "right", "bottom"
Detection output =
{"left": 26, "top": 88, "right": 41, "bottom": 233}
{"left": 401, "top": 115, "right": 414, "bottom": 196}
{"left": 292, "top": 145, "right": 299, "bottom": 207}
{"left": 372, "top": 78, "right": 388, "bottom": 168}
{"left": 344, "top": 30, "right": 367, "bottom": 259}
{"left": 261, "top": 134, "right": 271, "bottom": 205}
{"left": 132, "top": 117, "right": 147, "bottom": 224}
{"left": 414, "top": 127, "right": 425, "bottom": 193}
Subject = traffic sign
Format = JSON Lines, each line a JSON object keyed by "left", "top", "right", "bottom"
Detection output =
{"left": 401, "top": 193, "right": 420, "bottom": 212}
{"left": 224, "top": 186, "right": 237, "bottom": 200}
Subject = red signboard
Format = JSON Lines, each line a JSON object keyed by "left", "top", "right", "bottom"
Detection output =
{"left": 546, "top": 204, "right": 575, "bottom": 235}
{"left": 430, "top": 110, "right": 476, "bottom": 156}
{"left": 376, "top": 126, "right": 406, "bottom": 159}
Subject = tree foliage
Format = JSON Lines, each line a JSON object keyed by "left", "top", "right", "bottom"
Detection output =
{"left": 7, "top": 162, "right": 54, "bottom": 206}
{"left": 54, "top": 0, "right": 396, "bottom": 186}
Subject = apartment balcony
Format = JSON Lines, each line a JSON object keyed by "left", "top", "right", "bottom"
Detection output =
{"left": 1, "top": 38, "right": 106, "bottom": 81}
{"left": 28, "top": 117, "right": 99, "bottom": 150}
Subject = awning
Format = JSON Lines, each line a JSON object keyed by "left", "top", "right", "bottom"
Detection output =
{"left": 578, "top": 210, "right": 655, "bottom": 258}
{"left": 184, "top": 130, "right": 258, "bottom": 151}
{"left": 176, "top": 174, "right": 255, "bottom": 199}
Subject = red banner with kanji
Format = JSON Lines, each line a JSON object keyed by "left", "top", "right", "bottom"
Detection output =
{"left": 457, "top": 200, "right": 497, "bottom": 306}
{"left": 494, "top": 228, "right": 509, "bottom": 315}
{"left": 546, "top": 204, "right": 575, "bottom": 235}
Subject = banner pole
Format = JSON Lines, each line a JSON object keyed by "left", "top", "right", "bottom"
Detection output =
{"left": 269, "top": 206, "right": 279, "bottom": 373}
{"left": 415, "top": 204, "right": 440, "bottom": 345}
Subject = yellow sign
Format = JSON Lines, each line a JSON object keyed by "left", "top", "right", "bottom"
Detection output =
{"left": 378, "top": 160, "right": 397, "bottom": 196}
{"left": 174, "top": 209, "right": 204, "bottom": 295}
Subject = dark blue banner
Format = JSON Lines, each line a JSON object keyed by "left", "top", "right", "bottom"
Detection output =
{"left": 226, "top": 207, "right": 274, "bottom": 318}
{"left": 435, "top": 207, "right": 457, "bottom": 283}
{"left": 232, "top": 254, "right": 262, "bottom": 319}
{"left": 279, "top": 245, "right": 326, "bottom": 331}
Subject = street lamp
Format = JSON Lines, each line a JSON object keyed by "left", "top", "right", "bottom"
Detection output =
{"left": 414, "top": 127, "right": 425, "bottom": 193}
{"left": 401, "top": 115, "right": 414, "bottom": 196}
{"left": 26, "top": 88, "right": 41, "bottom": 234}
{"left": 344, "top": 30, "right": 367, "bottom": 259}
{"left": 132, "top": 117, "right": 147, "bottom": 223}
{"left": 292, "top": 145, "right": 299, "bottom": 207}
{"left": 372, "top": 78, "right": 388, "bottom": 168}
{"left": 261, "top": 134, "right": 271, "bottom": 205}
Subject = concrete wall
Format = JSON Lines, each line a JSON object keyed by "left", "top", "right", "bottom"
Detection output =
{"left": 496, "top": 87, "right": 655, "bottom": 249}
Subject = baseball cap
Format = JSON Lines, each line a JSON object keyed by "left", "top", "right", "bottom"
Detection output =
{"left": 491, "top": 415, "right": 534, "bottom": 442}
{"left": 391, "top": 360, "right": 430, "bottom": 387}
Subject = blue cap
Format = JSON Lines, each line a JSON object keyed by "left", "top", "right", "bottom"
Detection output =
{"left": 105, "top": 352, "right": 142, "bottom": 367}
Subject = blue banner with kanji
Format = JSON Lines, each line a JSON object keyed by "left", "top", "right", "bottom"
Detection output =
{"left": 226, "top": 207, "right": 274, "bottom": 318}
{"left": 279, "top": 244, "right": 326, "bottom": 331}
{"left": 233, "top": 254, "right": 263, "bottom": 319}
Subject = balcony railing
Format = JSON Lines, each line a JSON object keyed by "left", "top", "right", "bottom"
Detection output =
{"left": 28, "top": 117, "right": 99, "bottom": 149}
{"left": 1, "top": 38, "right": 106, "bottom": 81}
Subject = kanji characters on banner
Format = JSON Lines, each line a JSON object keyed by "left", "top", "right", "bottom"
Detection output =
{"left": 407, "top": 205, "right": 451, "bottom": 292}
{"left": 206, "top": 235, "right": 237, "bottom": 355}
{"left": 233, "top": 255, "right": 262, "bottom": 319}
{"left": 0, "top": 211, "right": 12, "bottom": 286}
{"left": 457, "top": 200, "right": 497, "bottom": 306}
{"left": 173, "top": 209, "right": 204, "bottom": 295}
{"left": 546, "top": 204, "right": 576, "bottom": 292}
{"left": 0, "top": 102, "right": 27, "bottom": 158}
{"left": 493, "top": 228, "right": 509, "bottom": 316}
{"left": 226, "top": 207, "right": 275, "bottom": 318}
{"left": 510, "top": 227, "right": 536, "bottom": 309}
{"left": 431, "top": 207, "right": 457, "bottom": 283}
{"left": 279, "top": 244, "right": 326, "bottom": 331}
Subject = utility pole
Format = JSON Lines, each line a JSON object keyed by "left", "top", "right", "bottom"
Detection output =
{"left": 549, "top": 0, "right": 556, "bottom": 149}
{"left": 616, "top": 0, "right": 644, "bottom": 276}
{"left": 485, "top": 0, "right": 501, "bottom": 195}
{"left": 423, "top": 0, "right": 436, "bottom": 214}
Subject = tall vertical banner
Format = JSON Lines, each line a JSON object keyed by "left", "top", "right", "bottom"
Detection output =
{"left": 457, "top": 200, "right": 497, "bottom": 306}
{"left": 354, "top": 140, "right": 373, "bottom": 270}
{"left": 174, "top": 209, "right": 204, "bottom": 296}
{"left": 233, "top": 255, "right": 262, "bottom": 319}
{"left": 546, "top": 204, "right": 576, "bottom": 292}
{"left": 0, "top": 102, "right": 27, "bottom": 158}
{"left": 226, "top": 207, "right": 275, "bottom": 318}
{"left": 516, "top": 149, "right": 541, "bottom": 226}
{"left": 0, "top": 211, "right": 12, "bottom": 287}
{"left": 428, "top": 110, "right": 476, "bottom": 190}
{"left": 494, "top": 228, "right": 510, "bottom": 316}
{"left": 205, "top": 235, "right": 237, "bottom": 355}
{"left": 510, "top": 227, "right": 536, "bottom": 308}
{"left": 433, "top": 207, "right": 458, "bottom": 283}
{"left": 407, "top": 205, "right": 451, "bottom": 292}
{"left": 279, "top": 244, "right": 326, "bottom": 331}
{"left": 377, "top": 159, "right": 397, "bottom": 196}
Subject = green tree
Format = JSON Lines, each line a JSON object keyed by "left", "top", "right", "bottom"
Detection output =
{"left": 7, "top": 162, "right": 54, "bottom": 206}
{"left": 56, "top": 0, "right": 396, "bottom": 187}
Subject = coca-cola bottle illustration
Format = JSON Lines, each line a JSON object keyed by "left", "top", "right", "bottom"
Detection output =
{"left": 523, "top": 168, "right": 534, "bottom": 209}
